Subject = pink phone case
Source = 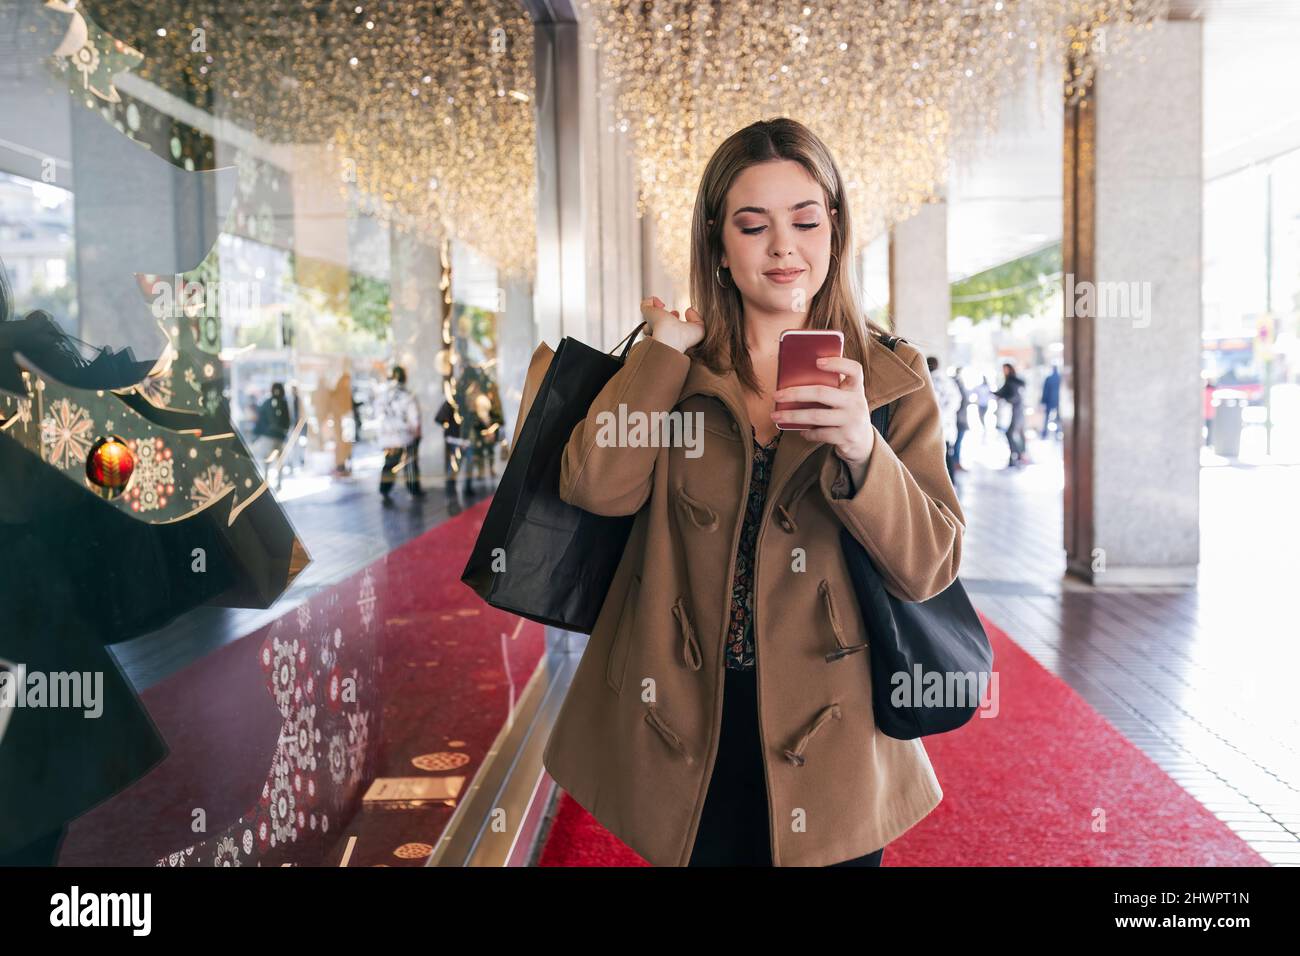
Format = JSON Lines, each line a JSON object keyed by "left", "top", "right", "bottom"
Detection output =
{"left": 774, "top": 330, "right": 844, "bottom": 430}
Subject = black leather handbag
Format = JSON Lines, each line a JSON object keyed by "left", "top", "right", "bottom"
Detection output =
{"left": 838, "top": 333, "right": 994, "bottom": 740}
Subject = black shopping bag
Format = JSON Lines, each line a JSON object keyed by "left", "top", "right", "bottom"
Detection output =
{"left": 461, "top": 322, "right": 647, "bottom": 633}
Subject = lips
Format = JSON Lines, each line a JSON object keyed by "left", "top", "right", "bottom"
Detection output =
{"left": 764, "top": 268, "right": 804, "bottom": 282}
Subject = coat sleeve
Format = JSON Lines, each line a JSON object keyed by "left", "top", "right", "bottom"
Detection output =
{"left": 817, "top": 342, "right": 966, "bottom": 603}
{"left": 558, "top": 335, "right": 692, "bottom": 517}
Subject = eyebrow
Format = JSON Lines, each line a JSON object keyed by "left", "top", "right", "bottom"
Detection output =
{"left": 731, "top": 199, "right": 823, "bottom": 217}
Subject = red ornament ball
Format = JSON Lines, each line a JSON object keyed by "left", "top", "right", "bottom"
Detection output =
{"left": 86, "top": 435, "right": 135, "bottom": 497}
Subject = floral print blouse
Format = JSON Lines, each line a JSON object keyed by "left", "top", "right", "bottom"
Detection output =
{"left": 724, "top": 424, "right": 781, "bottom": 671}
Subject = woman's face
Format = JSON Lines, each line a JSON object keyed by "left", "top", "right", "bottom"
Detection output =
{"left": 718, "top": 159, "right": 835, "bottom": 322}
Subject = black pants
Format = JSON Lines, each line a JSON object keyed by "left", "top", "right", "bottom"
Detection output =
{"left": 688, "top": 665, "right": 885, "bottom": 867}
{"left": 380, "top": 439, "right": 422, "bottom": 496}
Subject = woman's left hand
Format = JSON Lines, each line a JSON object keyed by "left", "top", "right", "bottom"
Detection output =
{"left": 771, "top": 355, "right": 875, "bottom": 468}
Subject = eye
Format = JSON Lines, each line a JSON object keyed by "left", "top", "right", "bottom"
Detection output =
{"left": 739, "top": 221, "right": 820, "bottom": 235}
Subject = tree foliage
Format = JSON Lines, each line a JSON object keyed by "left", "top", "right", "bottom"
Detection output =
{"left": 950, "top": 242, "right": 1062, "bottom": 326}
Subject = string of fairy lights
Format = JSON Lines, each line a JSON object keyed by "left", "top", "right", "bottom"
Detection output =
{"left": 578, "top": 0, "right": 1169, "bottom": 279}
{"left": 79, "top": 0, "right": 538, "bottom": 279}
{"left": 66, "top": 1, "right": 1170, "bottom": 286}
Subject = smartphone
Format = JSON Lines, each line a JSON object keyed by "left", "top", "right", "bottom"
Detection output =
{"left": 774, "top": 329, "right": 844, "bottom": 430}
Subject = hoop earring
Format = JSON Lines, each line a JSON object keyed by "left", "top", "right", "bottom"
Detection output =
{"left": 715, "top": 264, "right": 730, "bottom": 288}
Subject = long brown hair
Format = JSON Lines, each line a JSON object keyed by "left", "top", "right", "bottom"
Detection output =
{"left": 686, "top": 117, "right": 891, "bottom": 396}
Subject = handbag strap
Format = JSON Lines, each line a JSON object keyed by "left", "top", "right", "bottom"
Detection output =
{"left": 607, "top": 321, "right": 648, "bottom": 361}
{"left": 870, "top": 332, "right": 902, "bottom": 441}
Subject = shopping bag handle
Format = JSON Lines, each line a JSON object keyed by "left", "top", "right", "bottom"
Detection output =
{"left": 607, "top": 321, "right": 648, "bottom": 361}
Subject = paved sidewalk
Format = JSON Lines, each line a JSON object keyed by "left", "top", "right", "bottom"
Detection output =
{"left": 954, "top": 422, "right": 1300, "bottom": 865}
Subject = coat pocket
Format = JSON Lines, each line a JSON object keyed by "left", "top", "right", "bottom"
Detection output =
{"left": 605, "top": 573, "right": 641, "bottom": 694}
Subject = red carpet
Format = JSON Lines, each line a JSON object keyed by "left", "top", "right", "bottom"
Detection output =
{"left": 60, "top": 497, "right": 545, "bottom": 867}
{"left": 537, "top": 612, "right": 1269, "bottom": 867}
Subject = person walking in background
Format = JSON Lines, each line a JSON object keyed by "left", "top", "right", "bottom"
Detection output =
{"left": 252, "top": 381, "right": 291, "bottom": 490}
{"left": 1041, "top": 363, "right": 1061, "bottom": 440}
{"left": 928, "top": 356, "right": 962, "bottom": 482}
{"left": 994, "top": 362, "right": 1027, "bottom": 468}
{"left": 463, "top": 390, "right": 504, "bottom": 496}
{"left": 289, "top": 383, "right": 305, "bottom": 469}
{"left": 1203, "top": 378, "right": 1217, "bottom": 447}
{"left": 374, "top": 365, "right": 424, "bottom": 501}
{"left": 435, "top": 396, "right": 468, "bottom": 494}
{"left": 975, "top": 376, "right": 991, "bottom": 434}
{"left": 951, "top": 367, "right": 970, "bottom": 471}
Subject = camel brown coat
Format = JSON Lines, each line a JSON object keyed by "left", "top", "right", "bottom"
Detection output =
{"left": 540, "top": 330, "right": 966, "bottom": 866}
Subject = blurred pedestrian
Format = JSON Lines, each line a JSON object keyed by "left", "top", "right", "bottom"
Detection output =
{"left": 928, "top": 356, "right": 962, "bottom": 482}
{"left": 1041, "top": 364, "right": 1061, "bottom": 439}
{"left": 252, "top": 381, "right": 291, "bottom": 490}
{"left": 374, "top": 365, "right": 424, "bottom": 500}
{"left": 951, "top": 366, "right": 970, "bottom": 471}
{"left": 435, "top": 396, "right": 468, "bottom": 493}
{"left": 458, "top": 389, "right": 503, "bottom": 497}
{"left": 993, "top": 362, "right": 1027, "bottom": 468}
{"left": 975, "top": 376, "right": 991, "bottom": 433}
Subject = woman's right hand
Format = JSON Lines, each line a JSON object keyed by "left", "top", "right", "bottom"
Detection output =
{"left": 640, "top": 296, "right": 704, "bottom": 353}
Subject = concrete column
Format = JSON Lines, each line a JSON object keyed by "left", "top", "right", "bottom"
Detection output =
{"left": 497, "top": 276, "right": 537, "bottom": 449}
{"left": 591, "top": 56, "right": 644, "bottom": 351}
{"left": 389, "top": 230, "right": 444, "bottom": 477}
{"left": 1063, "top": 18, "right": 1202, "bottom": 587}
{"left": 532, "top": 7, "right": 644, "bottom": 353}
{"left": 888, "top": 200, "right": 950, "bottom": 364}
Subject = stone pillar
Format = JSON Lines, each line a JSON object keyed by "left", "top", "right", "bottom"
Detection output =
{"left": 497, "top": 276, "right": 537, "bottom": 450}
{"left": 1062, "top": 18, "right": 1202, "bottom": 587}
{"left": 389, "top": 230, "right": 444, "bottom": 478}
{"left": 888, "top": 200, "right": 951, "bottom": 365}
{"left": 533, "top": 9, "right": 645, "bottom": 353}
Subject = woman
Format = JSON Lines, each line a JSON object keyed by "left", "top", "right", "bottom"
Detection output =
{"left": 541, "top": 118, "right": 964, "bottom": 867}
{"left": 252, "top": 382, "right": 291, "bottom": 489}
{"left": 993, "top": 362, "right": 1027, "bottom": 468}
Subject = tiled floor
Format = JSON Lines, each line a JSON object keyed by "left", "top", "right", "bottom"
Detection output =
{"left": 955, "top": 422, "right": 1300, "bottom": 866}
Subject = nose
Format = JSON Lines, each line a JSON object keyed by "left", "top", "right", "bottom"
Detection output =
{"left": 767, "top": 222, "right": 795, "bottom": 259}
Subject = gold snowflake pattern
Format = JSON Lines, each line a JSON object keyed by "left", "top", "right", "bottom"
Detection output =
{"left": 40, "top": 397, "right": 95, "bottom": 470}
{"left": 1, "top": 397, "right": 33, "bottom": 433}
{"left": 189, "top": 464, "right": 234, "bottom": 509}
{"left": 126, "top": 436, "right": 175, "bottom": 512}
{"left": 137, "top": 371, "right": 175, "bottom": 409}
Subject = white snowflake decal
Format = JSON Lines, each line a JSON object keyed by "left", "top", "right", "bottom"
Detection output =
{"left": 213, "top": 835, "right": 241, "bottom": 867}
{"left": 268, "top": 636, "right": 299, "bottom": 717}
{"left": 358, "top": 568, "right": 377, "bottom": 631}
{"left": 40, "top": 397, "right": 94, "bottom": 470}
{"left": 126, "top": 436, "right": 175, "bottom": 512}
